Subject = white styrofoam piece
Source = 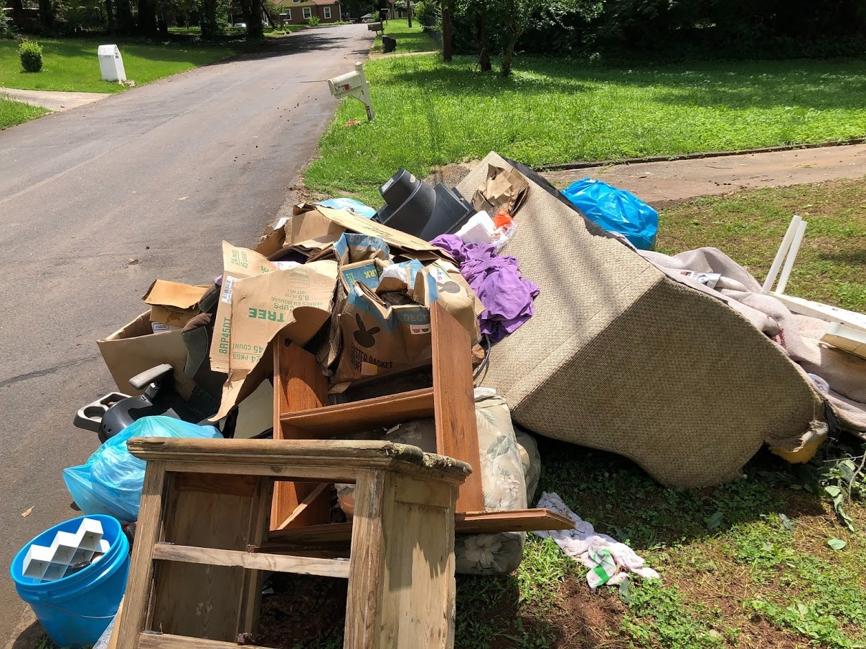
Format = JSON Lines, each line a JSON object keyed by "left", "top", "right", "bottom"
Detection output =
{"left": 43, "top": 563, "right": 69, "bottom": 581}
{"left": 77, "top": 518, "right": 104, "bottom": 552}
{"left": 456, "top": 211, "right": 495, "bottom": 244}
{"left": 49, "top": 531, "right": 79, "bottom": 565}
{"left": 822, "top": 322, "right": 866, "bottom": 360}
{"left": 23, "top": 517, "right": 109, "bottom": 582}
{"left": 22, "top": 545, "right": 53, "bottom": 580}
{"left": 70, "top": 547, "right": 96, "bottom": 565}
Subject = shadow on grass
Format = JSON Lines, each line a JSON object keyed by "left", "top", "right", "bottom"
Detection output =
{"left": 534, "top": 436, "right": 828, "bottom": 553}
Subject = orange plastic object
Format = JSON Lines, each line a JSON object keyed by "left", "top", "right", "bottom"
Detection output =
{"left": 493, "top": 211, "right": 513, "bottom": 229}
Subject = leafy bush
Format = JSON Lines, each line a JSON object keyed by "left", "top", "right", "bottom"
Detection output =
{"left": 414, "top": 0, "right": 439, "bottom": 29}
{"left": 306, "top": 15, "right": 320, "bottom": 26}
{"left": 18, "top": 40, "right": 43, "bottom": 73}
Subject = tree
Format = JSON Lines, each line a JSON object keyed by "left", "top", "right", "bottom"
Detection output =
{"left": 240, "top": 0, "right": 262, "bottom": 38}
{"left": 38, "top": 0, "right": 54, "bottom": 28}
{"left": 498, "top": 0, "right": 595, "bottom": 75}
{"left": 441, "top": 0, "right": 454, "bottom": 60}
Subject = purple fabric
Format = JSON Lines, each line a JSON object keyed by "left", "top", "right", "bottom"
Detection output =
{"left": 432, "top": 234, "right": 539, "bottom": 343}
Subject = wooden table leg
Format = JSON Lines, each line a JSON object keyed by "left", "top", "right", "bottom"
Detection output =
{"left": 344, "top": 470, "right": 458, "bottom": 649}
{"left": 115, "top": 461, "right": 166, "bottom": 649}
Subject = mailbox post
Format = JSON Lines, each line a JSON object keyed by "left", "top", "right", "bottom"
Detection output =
{"left": 327, "top": 62, "right": 374, "bottom": 122}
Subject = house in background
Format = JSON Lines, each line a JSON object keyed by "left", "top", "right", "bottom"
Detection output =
{"left": 277, "top": 0, "right": 342, "bottom": 24}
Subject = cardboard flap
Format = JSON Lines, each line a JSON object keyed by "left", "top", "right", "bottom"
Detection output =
{"left": 143, "top": 280, "right": 209, "bottom": 310}
{"left": 295, "top": 204, "right": 445, "bottom": 256}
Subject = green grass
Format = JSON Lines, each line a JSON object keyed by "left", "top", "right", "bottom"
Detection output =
{"left": 0, "top": 96, "right": 45, "bottom": 128}
{"left": 0, "top": 37, "right": 235, "bottom": 93}
{"left": 659, "top": 179, "right": 866, "bottom": 312}
{"left": 304, "top": 54, "right": 866, "bottom": 203}
{"left": 372, "top": 18, "right": 438, "bottom": 53}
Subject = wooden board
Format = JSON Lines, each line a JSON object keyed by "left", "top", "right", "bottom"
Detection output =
{"left": 375, "top": 472, "right": 457, "bottom": 649}
{"left": 149, "top": 473, "right": 256, "bottom": 642}
{"left": 152, "top": 543, "right": 350, "bottom": 578}
{"left": 431, "top": 303, "right": 484, "bottom": 512}
{"left": 271, "top": 342, "right": 331, "bottom": 532}
{"left": 138, "top": 633, "right": 274, "bottom": 649}
{"left": 265, "top": 508, "right": 575, "bottom": 547}
{"left": 115, "top": 462, "right": 166, "bottom": 649}
{"left": 280, "top": 388, "right": 435, "bottom": 437}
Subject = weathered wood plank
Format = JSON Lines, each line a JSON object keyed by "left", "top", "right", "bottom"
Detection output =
{"left": 115, "top": 462, "right": 166, "bottom": 649}
{"left": 431, "top": 303, "right": 484, "bottom": 512}
{"left": 152, "top": 543, "right": 350, "bottom": 578}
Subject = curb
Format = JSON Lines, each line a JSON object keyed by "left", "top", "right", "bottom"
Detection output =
{"left": 536, "top": 137, "right": 866, "bottom": 171}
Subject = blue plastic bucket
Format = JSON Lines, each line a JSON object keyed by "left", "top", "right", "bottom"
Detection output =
{"left": 10, "top": 514, "right": 129, "bottom": 648}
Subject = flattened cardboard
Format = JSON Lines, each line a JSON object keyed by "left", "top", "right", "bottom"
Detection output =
{"left": 212, "top": 260, "right": 338, "bottom": 419}
{"left": 209, "top": 242, "right": 280, "bottom": 374}
{"left": 294, "top": 204, "right": 445, "bottom": 258}
{"left": 97, "top": 312, "right": 195, "bottom": 399}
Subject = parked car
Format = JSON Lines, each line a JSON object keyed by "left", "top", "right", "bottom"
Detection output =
{"left": 358, "top": 13, "right": 373, "bottom": 22}
{"left": 232, "top": 21, "right": 247, "bottom": 28}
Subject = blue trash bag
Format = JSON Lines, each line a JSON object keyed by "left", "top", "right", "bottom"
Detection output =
{"left": 561, "top": 178, "right": 659, "bottom": 250}
{"left": 318, "top": 198, "right": 377, "bottom": 219}
{"left": 63, "top": 416, "right": 221, "bottom": 522}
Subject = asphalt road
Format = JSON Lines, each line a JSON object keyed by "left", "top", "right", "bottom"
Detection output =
{"left": 0, "top": 23, "right": 371, "bottom": 643}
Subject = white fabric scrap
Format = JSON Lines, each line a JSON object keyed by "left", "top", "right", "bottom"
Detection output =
{"left": 534, "top": 491, "right": 660, "bottom": 589}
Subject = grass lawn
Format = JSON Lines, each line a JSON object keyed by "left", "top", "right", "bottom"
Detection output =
{"left": 304, "top": 54, "right": 866, "bottom": 204}
{"left": 372, "top": 18, "right": 438, "bottom": 53}
{"left": 0, "top": 37, "right": 235, "bottom": 93}
{"left": 660, "top": 179, "right": 866, "bottom": 313}
{"left": 0, "top": 97, "right": 45, "bottom": 129}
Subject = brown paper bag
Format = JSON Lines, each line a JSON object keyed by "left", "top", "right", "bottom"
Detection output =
{"left": 471, "top": 164, "right": 529, "bottom": 215}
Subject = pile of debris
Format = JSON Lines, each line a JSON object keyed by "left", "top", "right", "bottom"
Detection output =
{"left": 10, "top": 153, "right": 866, "bottom": 649}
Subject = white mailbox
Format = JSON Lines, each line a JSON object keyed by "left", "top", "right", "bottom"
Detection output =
{"left": 98, "top": 44, "right": 126, "bottom": 83}
{"left": 327, "top": 62, "right": 374, "bottom": 121}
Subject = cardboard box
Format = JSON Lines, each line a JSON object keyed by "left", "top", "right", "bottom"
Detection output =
{"left": 97, "top": 311, "right": 194, "bottom": 398}
{"left": 142, "top": 279, "right": 209, "bottom": 328}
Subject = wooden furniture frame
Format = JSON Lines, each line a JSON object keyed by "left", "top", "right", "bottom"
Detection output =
{"left": 271, "top": 303, "right": 572, "bottom": 537}
{"left": 115, "top": 438, "right": 470, "bottom": 649}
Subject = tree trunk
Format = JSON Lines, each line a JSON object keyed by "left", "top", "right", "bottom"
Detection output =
{"left": 476, "top": 10, "right": 490, "bottom": 71}
{"left": 38, "top": 0, "right": 54, "bottom": 29}
{"left": 242, "top": 0, "right": 263, "bottom": 39}
{"left": 137, "top": 0, "right": 157, "bottom": 34}
{"left": 157, "top": 11, "right": 168, "bottom": 35}
{"left": 500, "top": 28, "right": 518, "bottom": 76}
{"left": 441, "top": 0, "right": 453, "bottom": 61}
{"left": 406, "top": 0, "right": 411, "bottom": 27}
{"left": 116, "top": 0, "right": 134, "bottom": 32}
{"left": 11, "top": 0, "right": 24, "bottom": 25}
{"left": 104, "top": 0, "right": 115, "bottom": 31}
{"left": 200, "top": 0, "right": 219, "bottom": 38}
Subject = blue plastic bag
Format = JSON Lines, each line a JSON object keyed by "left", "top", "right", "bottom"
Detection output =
{"left": 318, "top": 198, "right": 377, "bottom": 219}
{"left": 561, "top": 178, "right": 659, "bottom": 250}
{"left": 63, "top": 416, "right": 221, "bottom": 522}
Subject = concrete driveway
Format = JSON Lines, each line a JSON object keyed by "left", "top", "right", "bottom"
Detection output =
{"left": 0, "top": 23, "right": 371, "bottom": 643}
